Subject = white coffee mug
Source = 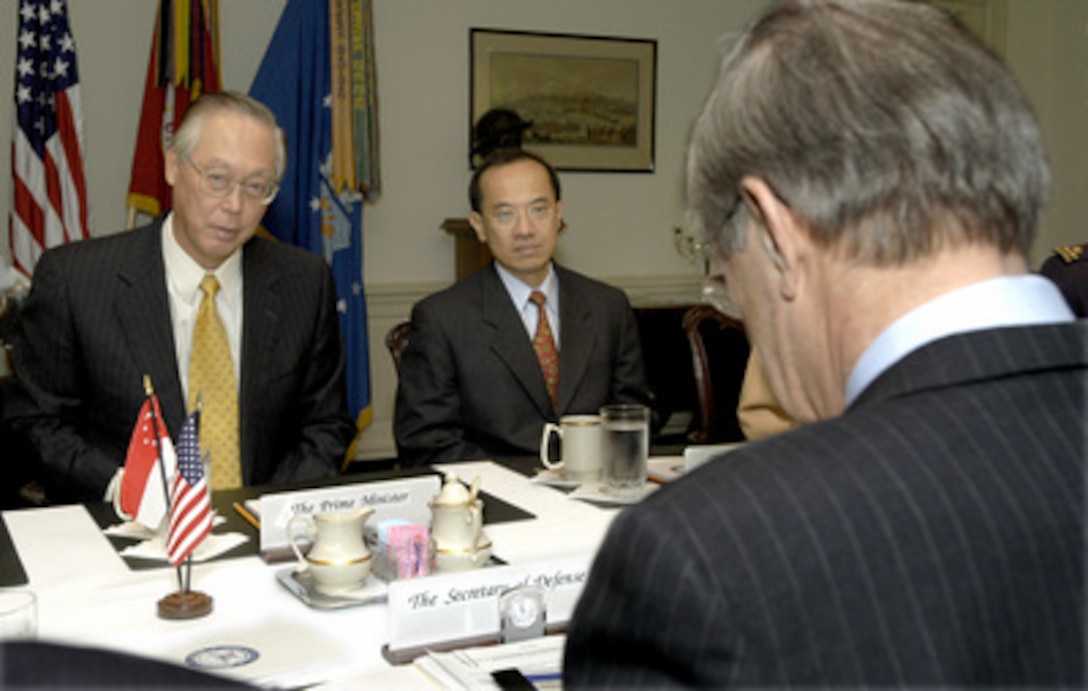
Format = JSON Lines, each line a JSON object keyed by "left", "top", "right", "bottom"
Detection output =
{"left": 540, "top": 414, "right": 603, "bottom": 483}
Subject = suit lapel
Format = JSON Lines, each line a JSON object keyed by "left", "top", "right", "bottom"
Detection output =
{"left": 556, "top": 267, "right": 596, "bottom": 414}
{"left": 239, "top": 241, "right": 283, "bottom": 478}
{"left": 480, "top": 265, "right": 554, "bottom": 418}
{"left": 112, "top": 223, "right": 186, "bottom": 436}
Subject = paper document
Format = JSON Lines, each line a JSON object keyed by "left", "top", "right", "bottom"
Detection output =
{"left": 415, "top": 635, "right": 564, "bottom": 690}
{"left": 683, "top": 442, "right": 744, "bottom": 471}
{"left": 647, "top": 456, "right": 685, "bottom": 483}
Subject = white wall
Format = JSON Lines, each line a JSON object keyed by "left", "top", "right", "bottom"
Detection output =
{"left": 1006, "top": 0, "right": 1088, "bottom": 259}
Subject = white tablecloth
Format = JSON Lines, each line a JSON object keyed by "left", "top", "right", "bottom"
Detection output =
{"left": 2, "top": 461, "right": 623, "bottom": 688}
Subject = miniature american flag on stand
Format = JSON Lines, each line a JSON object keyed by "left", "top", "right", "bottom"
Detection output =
{"left": 166, "top": 411, "right": 212, "bottom": 567}
{"left": 10, "top": 0, "right": 91, "bottom": 277}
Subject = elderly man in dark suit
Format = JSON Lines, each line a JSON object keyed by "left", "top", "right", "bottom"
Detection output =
{"left": 394, "top": 149, "right": 649, "bottom": 466}
{"left": 565, "top": 0, "right": 1086, "bottom": 686}
{"left": 6, "top": 91, "right": 355, "bottom": 503}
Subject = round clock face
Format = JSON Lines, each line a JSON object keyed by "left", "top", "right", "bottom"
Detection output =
{"left": 508, "top": 593, "right": 541, "bottom": 628}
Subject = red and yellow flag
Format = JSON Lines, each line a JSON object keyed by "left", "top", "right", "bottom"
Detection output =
{"left": 125, "top": 0, "right": 220, "bottom": 226}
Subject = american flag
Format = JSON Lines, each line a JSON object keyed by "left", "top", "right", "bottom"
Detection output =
{"left": 166, "top": 411, "right": 212, "bottom": 567}
{"left": 10, "top": 0, "right": 91, "bottom": 278}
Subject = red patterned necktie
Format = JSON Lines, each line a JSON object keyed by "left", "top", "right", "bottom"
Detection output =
{"left": 529, "top": 291, "right": 559, "bottom": 412}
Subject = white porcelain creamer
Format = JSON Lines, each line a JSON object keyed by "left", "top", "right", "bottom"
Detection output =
{"left": 288, "top": 507, "right": 375, "bottom": 594}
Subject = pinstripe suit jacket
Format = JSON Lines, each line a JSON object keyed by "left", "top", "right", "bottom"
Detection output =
{"left": 565, "top": 322, "right": 1086, "bottom": 687}
{"left": 394, "top": 262, "right": 649, "bottom": 466}
{"left": 5, "top": 221, "right": 355, "bottom": 501}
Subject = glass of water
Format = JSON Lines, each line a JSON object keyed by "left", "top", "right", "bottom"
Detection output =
{"left": 600, "top": 404, "right": 650, "bottom": 502}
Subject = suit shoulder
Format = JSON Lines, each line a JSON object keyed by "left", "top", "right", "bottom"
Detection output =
{"left": 555, "top": 265, "right": 629, "bottom": 302}
{"left": 245, "top": 236, "right": 328, "bottom": 274}
{"left": 37, "top": 224, "right": 157, "bottom": 270}
{"left": 414, "top": 267, "right": 490, "bottom": 312}
{"left": 54, "top": 224, "right": 152, "bottom": 253}
{"left": 247, "top": 235, "right": 322, "bottom": 263}
{"left": 1041, "top": 243, "right": 1088, "bottom": 277}
{"left": 1048, "top": 244, "right": 1088, "bottom": 265}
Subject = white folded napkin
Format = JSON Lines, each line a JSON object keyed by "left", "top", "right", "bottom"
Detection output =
{"left": 117, "top": 531, "right": 249, "bottom": 562}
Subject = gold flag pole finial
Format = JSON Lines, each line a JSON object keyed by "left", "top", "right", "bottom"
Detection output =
{"left": 143, "top": 375, "right": 154, "bottom": 397}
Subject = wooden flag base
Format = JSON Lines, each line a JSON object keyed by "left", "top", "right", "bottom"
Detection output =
{"left": 157, "top": 590, "right": 213, "bottom": 620}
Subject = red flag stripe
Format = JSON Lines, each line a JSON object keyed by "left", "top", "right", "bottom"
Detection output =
{"left": 126, "top": 1, "right": 220, "bottom": 221}
{"left": 51, "top": 89, "right": 90, "bottom": 241}
{"left": 166, "top": 481, "right": 211, "bottom": 563}
{"left": 166, "top": 411, "right": 212, "bottom": 566}
{"left": 10, "top": 0, "right": 91, "bottom": 278}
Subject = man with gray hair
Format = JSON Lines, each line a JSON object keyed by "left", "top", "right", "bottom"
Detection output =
{"left": 6, "top": 91, "right": 355, "bottom": 503}
{"left": 565, "top": 0, "right": 1085, "bottom": 686}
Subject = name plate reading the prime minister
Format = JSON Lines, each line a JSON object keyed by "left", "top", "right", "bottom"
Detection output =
{"left": 384, "top": 553, "right": 592, "bottom": 662}
{"left": 257, "top": 476, "right": 440, "bottom": 558}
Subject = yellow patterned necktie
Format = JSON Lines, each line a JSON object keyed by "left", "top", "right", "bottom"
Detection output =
{"left": 188, "top": 275, "right": 242, "bottom": 490}
{"left": 529, "top": 291, "right": 559, "bottom": 412}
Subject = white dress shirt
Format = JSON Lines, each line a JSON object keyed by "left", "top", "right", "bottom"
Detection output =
{"left": 161, "top": 215, "right": 243, "bottom": 400}
{"left": 845, "top": 275, "right": 1075, "bottom": 407}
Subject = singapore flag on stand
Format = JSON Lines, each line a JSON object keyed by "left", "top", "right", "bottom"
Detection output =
{"left": 118, "top": 395, "right": 177, "bottom": 530}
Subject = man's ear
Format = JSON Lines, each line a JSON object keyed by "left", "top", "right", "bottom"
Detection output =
{"left": 468, "top": 212, "right": 487, "bottom": 243}
{"left": 165, "top": 150, "right": 179, "bottom": 187}
{"left": 739, "top": 176, "right": 807, "bottom": 300}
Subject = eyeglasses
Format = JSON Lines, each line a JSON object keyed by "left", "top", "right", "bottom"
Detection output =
{"left": 701, "top": 270, "right": 743, "bottom": 321}
{"left": 184, "top": 157, "right": 280, "bottom": 205}
{"left": 487, "top": 202, "right": 557, "bottom": 229}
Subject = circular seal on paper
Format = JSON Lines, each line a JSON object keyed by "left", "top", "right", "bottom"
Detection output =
{"left": 185, "top": 645, "right": 260, "bottom": 670}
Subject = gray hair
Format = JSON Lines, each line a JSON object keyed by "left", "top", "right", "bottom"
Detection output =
{"left": 170, "top": 90, "right": 287, "bottom": 180}
{"left": 687, "top": 0, "right": 1049, "bottom": 264}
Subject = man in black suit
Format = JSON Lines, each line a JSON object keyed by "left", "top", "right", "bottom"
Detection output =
{"left": 565, "top": 0, "right": 1085, "bottom": 686}
{"left": 394, "top": 149, "right": 649, "bottom": 466}
{"left": 6, "top": 91, "right": 355, "bottom": 503}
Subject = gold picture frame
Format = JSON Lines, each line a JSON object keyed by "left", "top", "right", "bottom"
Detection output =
{"left": 470, "top": 28, "right": 657, "bottom": 172}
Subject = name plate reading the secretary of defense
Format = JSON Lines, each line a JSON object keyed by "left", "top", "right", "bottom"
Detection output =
{"left": 257, "top": 475, "right": 440, "bottom": 558}
{"left": 384, "top": 553, "right": 593, "bottom": 662}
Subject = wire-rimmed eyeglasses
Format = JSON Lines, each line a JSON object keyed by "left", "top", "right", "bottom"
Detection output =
{"left": 184, "top": 157, "right": 280, "bottom": 206}
{"left": 486, "top": 202, "right": 558, "bottom": 229}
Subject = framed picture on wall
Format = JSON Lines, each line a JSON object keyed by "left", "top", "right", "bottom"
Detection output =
{"left": 470, "top": 28, "right": 657, "bottom": 172}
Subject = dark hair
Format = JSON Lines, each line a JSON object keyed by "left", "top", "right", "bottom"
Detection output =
{"left": 687, "top": 0, "right": 1048, "bottom": 264}
{"left": 471, "top": 108, "right": 533, "bottom": 160}
{"left": 469, "top": 149, "right": 562, "bottom": 212}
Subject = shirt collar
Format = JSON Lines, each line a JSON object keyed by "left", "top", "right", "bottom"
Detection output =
{"left": 495, "top": 261, "right": 558, "bottom": 310}
{"left": 161, "top": 213, "right": 243, "bottom": 303}
{"left": 845, "top": 274, "right": 1075, "bottom": 406}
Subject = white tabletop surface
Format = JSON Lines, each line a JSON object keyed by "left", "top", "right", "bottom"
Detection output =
{"left": 2, "top": 461, "right": 624, "bottom": 688}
